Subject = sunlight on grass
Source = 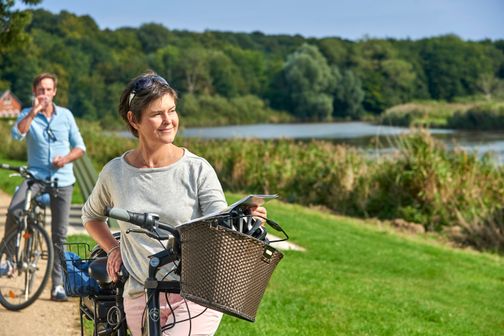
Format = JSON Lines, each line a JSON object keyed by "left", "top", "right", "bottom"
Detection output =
{"left": 218, "top": 194, "right": 504, "bottom": 335}
{"left": 61, "top": 193, "right": 504, "bottom": 335}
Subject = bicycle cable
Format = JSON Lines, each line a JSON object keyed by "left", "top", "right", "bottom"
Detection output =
{"left": 106, "top": 305, "right": 126, "bottom": 331}
{"left": 158, "top": 266, "right": 207, "bottom": 334}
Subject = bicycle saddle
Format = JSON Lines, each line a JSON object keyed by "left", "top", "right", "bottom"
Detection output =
{"left": 88, "top": 257, "right": 129, "bottom": 286}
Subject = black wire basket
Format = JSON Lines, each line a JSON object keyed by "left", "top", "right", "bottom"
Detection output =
{"left": 178, "top": 219, "right": 284, "bottom": 322}
{"left": 57, "top": 243, "right": 101, "bottom": 297}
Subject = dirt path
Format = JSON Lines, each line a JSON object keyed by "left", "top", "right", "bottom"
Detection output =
{"left": 0, "top": 190, "right": 81, "bottom": 336}
{"left": 0, "top": 190, "right": 305, "bottom": 336}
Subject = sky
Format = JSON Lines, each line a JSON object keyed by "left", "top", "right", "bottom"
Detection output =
{"left": 17, "top": 0, "right": 504, "bottom": 41}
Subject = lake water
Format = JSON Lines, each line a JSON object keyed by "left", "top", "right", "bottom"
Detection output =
{"left": 180, "top": 122, "right": 504, "bottom": 163}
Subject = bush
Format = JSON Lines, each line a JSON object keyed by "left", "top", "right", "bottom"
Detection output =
{"left": 448, "top": 102, "right": 504, "bottom": 130}
{"left": 379, "top": 101, "right": 471, "bottom": 128}
{"left": 178, "top": 94, "right": 292, "bottom": 127}
{"left": 3, "top": 119, "right": 504, "bottom": 253}
{"left": 77, "top": 119, "right": 137, "bottom": 168}
{"left": 0, "top": 120, "right": 27, "bottom": 161}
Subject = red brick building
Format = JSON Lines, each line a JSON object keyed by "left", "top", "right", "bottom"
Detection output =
{"left": 0, "top": 90, "right": 22, "bottom": 118}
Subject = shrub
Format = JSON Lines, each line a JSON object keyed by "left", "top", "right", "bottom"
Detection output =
{"left": 3, "top": 119, "right": 504, "bottom": 253}
{"left": 448, "top": 102, "right": 504, "bottom": 130}
{"left": 0, "top": 120, "right": 27, "bottom": 161}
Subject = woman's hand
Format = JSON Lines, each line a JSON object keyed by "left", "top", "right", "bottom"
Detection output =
{"left": 250, "top": 206, "right": 267, "bottom": 219}
{"left": 107, "top": 245, "right": 123, "bottom": 283}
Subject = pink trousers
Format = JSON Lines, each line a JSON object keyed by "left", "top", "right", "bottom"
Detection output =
{"left": 124, "top": 293, "right": 223, "bottom": 336}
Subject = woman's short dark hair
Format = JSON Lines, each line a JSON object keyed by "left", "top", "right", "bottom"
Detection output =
{"left": 118, "top": 71, "right": 178, "bottom": 138}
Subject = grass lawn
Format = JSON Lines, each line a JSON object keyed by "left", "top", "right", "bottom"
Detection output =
{"left": 0, "top": 156, "right": 25, "bottom": 196}
{"left": 14, "top": 189, "right": 504, "bottom": 336}
{"left": 216, "top": 194, "right": 504, "bottom": 336}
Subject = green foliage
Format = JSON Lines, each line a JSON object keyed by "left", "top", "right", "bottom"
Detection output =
{"left": 380, "top": 100, "right": 504, "bottom": 131}
{"left": 0, "top": 153, "right": 24, "bottom": 194}
{"left": 448, "top": 102, "right": 504, "bottom": 130}
{"left": 180, "top": 132, "right": 504, "bottom": 252}
{"left": 0, "top": 119, "right": 26, "bottom": 160}
{"left": 420, "top": 35, "right": 503, "bottom": 101}
{"left": 1, "top": 10, "right": 503, "bottom": 123}
{"left": 178, "top": 93, "right": 292, "bottom": 127}
{"left": 282, "top": 44, "right": 337, "bottom": 120}
{"left": 76, "top": 119, "right": 137, "bottom": 168}
{"left": 333, "top": 69, "right": 365, "bottom": 119}
{"left": 2, "top": 119, "right": 504, "bottom": 252}
{"left": 353, "top": 39, "right": 418, "bottom": 113}
{"left": 380, "top": 101, "right": 472, "bottom": 128}
{"left": 0, "top": 0, "right": 41, "bottom": 54}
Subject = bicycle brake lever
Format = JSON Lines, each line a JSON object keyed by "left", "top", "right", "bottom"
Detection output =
{"left": 126, "top": 228, "right": 156, "bottom": 238}
{"left": 126, "top": 228, "right": 172, "bottom": 241}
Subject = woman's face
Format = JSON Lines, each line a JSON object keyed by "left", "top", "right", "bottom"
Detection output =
{"left": 130, "top": 93, "right": 179, "bottom": 145}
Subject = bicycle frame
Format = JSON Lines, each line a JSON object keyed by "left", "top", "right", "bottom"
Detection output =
{"left": 144, "top": 248, "right": 181, "bottom": 336}
{"left": 105, "top": 208, "right": 183, "bottom": 335}
{"left": 12, "top": 173, "right": 53, "bottom": 266}
{"left": 0, "top": 163, "right": 55, "bottom": 310}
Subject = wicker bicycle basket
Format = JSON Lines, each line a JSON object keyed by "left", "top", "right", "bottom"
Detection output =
{"left": 178, "top": 219, "right": 283, "bottom": 322}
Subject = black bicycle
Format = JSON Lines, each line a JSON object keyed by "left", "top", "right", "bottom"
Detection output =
{"left": 0, "top": 163, "right": 56, "bottom": 310}
{"left": 62, "top": 196, "right": 287, "bottom": 336}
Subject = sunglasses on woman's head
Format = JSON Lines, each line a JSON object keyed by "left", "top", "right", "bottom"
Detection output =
{"left": 128, "top": 75, "right": 170, "bottom": 107}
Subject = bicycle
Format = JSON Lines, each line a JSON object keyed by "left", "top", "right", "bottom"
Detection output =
{"left": 61, "top": 195, "right": 287, "bottom": 336}
{"left": 0, "top": 163, "right": 56, "bottom": 310}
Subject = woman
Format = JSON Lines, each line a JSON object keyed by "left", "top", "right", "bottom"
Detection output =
{"left": 82, "top": 71, "right": 267, "bottom": 335}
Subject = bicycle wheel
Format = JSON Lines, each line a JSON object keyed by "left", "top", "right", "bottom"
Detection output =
{"left": 0, "top": 222, "right": 54, "bottom": 310}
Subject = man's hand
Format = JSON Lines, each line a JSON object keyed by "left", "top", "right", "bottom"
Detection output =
{"left": 52, "top": 155, "right": 68, "bottom": 168}
{"left": 32, "top": 94, "right": 49, "bottom": 116}
{"left": 52, "top": 148, "right": 85, "bottom": 169}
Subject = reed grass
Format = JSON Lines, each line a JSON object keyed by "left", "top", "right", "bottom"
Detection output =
{"left": 1, "top": 120, "right": 504, "bottom": 253}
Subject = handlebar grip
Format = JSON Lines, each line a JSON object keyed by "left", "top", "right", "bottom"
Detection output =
{"left": 105, "top": 207, "right": 131, "bottom": 222}
{"left": 104, "top": 207, "right": 180, "bottom": 242}
{"left": 105, "top": 207, "right": 160, "bottom": 232}
{"left": 0, "top": 163, "right": 10, "bottom": 169}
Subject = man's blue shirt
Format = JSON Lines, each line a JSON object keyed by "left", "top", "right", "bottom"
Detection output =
{"left": 12, "top": 104, "right": 86, "bottom": 187}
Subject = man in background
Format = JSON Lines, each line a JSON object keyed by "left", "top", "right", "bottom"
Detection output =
{"left": 3, "top": 72, "right": 86, "bottom": 301}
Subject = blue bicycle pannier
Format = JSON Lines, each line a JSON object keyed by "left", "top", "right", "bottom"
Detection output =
{"left": 64, "top": 251, "right": 100, "bottom": 296}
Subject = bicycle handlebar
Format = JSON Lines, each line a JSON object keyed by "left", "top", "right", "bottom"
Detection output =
{"left": 0, "top": 163, "right": 58, "bottom": 189}
{"left": 1, "top": 163, "right": 34, "bottom": 178}
{"left": 105, "top": 207, "right": 180, "bottom": 246}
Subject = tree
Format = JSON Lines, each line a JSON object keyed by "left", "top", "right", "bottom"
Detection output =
{"left": 352, "top": 39, "right": 416, "bottom": 113}
{"left": 0, "top": 0, "right": 41, "bottom": 53}
{"left": 224, "top": 45, "right": 267, "bottom": 96}
{"left": 333, "top": 69, "right": 365, "bottom": 119}
{"left": 317, "top": 37, "right": 351, "bottom": 67}
{"left": 207, "top": 50, "right": 240, "bottom": 97}
{"left": 476, "top": 73, "right": 503, "bottom": 100}
{"left": 283, "top": 44, "right": 337, "bottom": 120}
{"left": 137, "top": 23, "right": 171, "bottom": 53}
{"left": 420, "top": 35, "right": 499, "bottom": 100}
{"left": 180, "top": 47, "right": 212, "bottom": 94}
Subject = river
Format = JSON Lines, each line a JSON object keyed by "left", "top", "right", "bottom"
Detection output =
{"left": 179, "top": 122, "right": 504, "bottom": 163}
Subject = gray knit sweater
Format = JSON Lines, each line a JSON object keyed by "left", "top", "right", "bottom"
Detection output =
{"left": 81, "top": 149, "right": 227, "bottom": 296}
